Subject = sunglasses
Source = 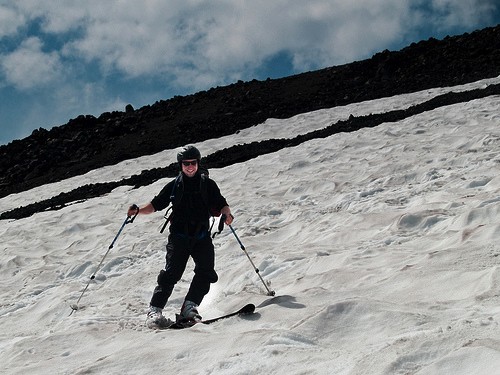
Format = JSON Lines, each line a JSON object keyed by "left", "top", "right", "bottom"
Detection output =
{"left": 181, "top": 160, "right": 198, "bottom": 167}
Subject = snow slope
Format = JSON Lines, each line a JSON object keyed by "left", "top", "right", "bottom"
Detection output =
{"left": 1, "top": 77, "right": 500, "bottom": 374}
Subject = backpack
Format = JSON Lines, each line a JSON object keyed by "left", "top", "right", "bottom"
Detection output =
{"left": 160, "top": 167, "right": 221, "bottom": 234}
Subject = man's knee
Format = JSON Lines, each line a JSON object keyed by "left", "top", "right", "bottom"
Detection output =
{"left": 194, "top": 268, "right": 218, "bottom": 283}
{"left": 157, "top": 269, "right": 181, "bottom": 286}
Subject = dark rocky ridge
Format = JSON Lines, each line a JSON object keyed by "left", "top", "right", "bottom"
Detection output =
{"left": 1, "top": 24, "right": 500, "bottom": 203}
{"left": 2, "top": 81, "right": 499, "bottom": 220}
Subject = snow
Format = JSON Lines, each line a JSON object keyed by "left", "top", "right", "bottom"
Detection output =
{"left": 1, "top": 76, "right": 500, "bottom": 374}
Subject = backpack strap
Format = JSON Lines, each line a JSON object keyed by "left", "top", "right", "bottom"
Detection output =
{"left": 199, "top": 173, "right": 216, "bottom": 234}
{"left": 199, "top": 173, "right": 209, "bottom": 209}
{"left": 200, "top": 172, "right": 222, "bottom": 218}
{"left": 211, "top": 214, "right": 227, "bottom": 239}
{"left": 160, "top": 174, "right": 182, "bottom": 233}
{"left": 171, "top": 173, "right": 183, "bottom": 204}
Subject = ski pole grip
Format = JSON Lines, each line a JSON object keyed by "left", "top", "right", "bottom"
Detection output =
{"left": 128, "top": 204, "right": 139, "bottom": 223}
{"left": 218, "top": 214, "right": 226, "bottom": 232}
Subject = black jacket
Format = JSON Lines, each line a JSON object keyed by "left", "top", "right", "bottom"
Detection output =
{"left": 151, "top": 172, "right": 228, "bottom": 235}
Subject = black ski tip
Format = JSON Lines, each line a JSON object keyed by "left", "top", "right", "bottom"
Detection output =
{"left": 239, "top": 303, "right": 256, "bottom": 314}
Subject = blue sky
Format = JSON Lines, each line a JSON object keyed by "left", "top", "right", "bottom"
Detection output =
{"left": 1, "top": 0, "right": 499, "bottom": 146}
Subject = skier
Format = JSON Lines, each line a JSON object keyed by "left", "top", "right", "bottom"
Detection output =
{"left": 127, "top": 145, "right": 233, "bottom": 328}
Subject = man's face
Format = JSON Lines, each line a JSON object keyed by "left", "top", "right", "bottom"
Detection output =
{"left": 181, "top": 159, "right": 198, "bottom": 177}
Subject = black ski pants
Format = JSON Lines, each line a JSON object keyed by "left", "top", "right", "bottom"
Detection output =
{"left": 150, "top": 232, "right": 218, "bottom": 309}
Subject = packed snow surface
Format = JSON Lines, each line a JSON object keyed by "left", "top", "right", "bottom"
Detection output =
{"left": 1, "top": 77, "right": 500, "bottom": 374}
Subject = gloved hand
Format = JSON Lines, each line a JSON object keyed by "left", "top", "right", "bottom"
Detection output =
{"left": 127, "top": 204, "right": 139, "bottom": 217}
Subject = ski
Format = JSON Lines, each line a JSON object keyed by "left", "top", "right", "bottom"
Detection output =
{"left": 167, "top": 303, "right": 255, "bottom": 329}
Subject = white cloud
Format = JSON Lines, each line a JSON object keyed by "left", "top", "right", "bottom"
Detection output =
{"left": 0, "top": 5, "right": 25, "bottom": 37}
{"left": 5, "top": 1, "right": 409, "bottom": 87}
{"left": 429, "top": 0, "right": 497, "bottom": 28}
{"left": 1, "top": 37, "right": 63, "bottom": 90}
{"left": 3, "top": 0, "right": 499, "bottom": 93}
{"left": 10, "top": 0, "right": 89, "bottom": 33}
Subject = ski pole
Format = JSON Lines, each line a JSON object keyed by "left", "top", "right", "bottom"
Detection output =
{"left": 228, "top": 224, "right": 276, "bottom": 296}
{"left": 69, "top": 206, "right": 139, "bottom": 315}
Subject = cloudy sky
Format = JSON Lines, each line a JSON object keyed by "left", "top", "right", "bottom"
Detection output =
{"left": 1, "top": 0, "right": 499, "bottom": 145}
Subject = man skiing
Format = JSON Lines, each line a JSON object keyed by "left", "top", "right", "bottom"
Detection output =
{"left": 127, "top": 145, "right": 233, "bottom": 328}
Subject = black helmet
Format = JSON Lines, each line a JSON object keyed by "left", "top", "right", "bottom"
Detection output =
{"left": 177, "top": 145, "right": 201, "bottom": 164}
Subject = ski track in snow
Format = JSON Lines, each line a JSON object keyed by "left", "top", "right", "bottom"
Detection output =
{"left": 1, "top": 76, "right": 500, "bottom": 374}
